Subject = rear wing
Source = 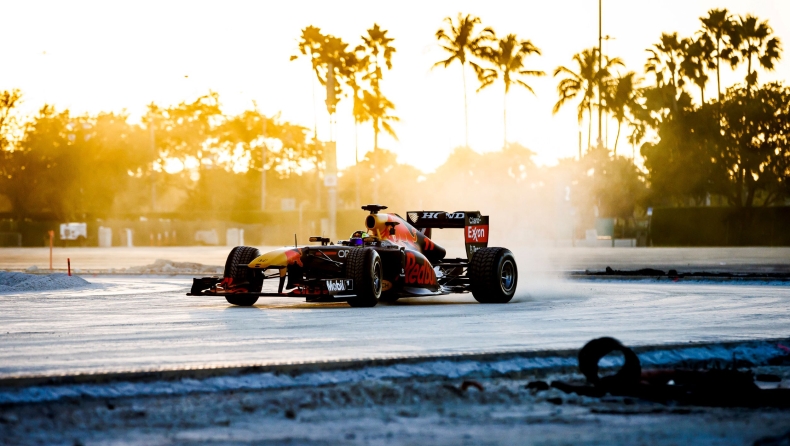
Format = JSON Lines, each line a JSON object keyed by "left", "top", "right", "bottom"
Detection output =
{"left": 406, "top": 211, "right": 489, "bottom": 259}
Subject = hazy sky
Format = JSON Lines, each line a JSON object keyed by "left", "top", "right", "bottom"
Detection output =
{"left": 1, "top": 0, "right": 788, "bottom": 171}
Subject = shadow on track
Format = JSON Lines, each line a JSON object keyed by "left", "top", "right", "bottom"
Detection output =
{"left": 219, "top": 295, "right": 480, "bottom": 310}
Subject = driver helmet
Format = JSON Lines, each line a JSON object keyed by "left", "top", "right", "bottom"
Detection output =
{"left": 350, "top": 230, "right": 368, "bottom": 245}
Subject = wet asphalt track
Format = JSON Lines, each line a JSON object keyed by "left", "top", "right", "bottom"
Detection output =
{"left": 1, "top": 275, "right": 789, "bottom": 378}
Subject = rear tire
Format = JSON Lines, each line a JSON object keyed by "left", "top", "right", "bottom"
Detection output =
{"left": 223, "top": 246, "right": 263, "bottom": 306}
{"left": 468, "top": 247, "right": 517, "bottom": 304}
{"left": 344, "top": 248, "right": 382, "bottom": 307}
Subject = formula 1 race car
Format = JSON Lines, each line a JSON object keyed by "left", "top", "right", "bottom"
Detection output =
{"left": 188, "top": 205, "right": 518, "bottom": 307}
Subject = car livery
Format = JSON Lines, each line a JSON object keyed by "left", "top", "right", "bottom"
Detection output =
{"left": 188, "top": 204, "right": 518, "bottom": 307}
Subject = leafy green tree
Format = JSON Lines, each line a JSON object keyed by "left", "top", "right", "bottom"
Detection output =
{"left": 716, "top": 82, "right": 789, "bottom": 206}
{"left": 0, "top": 90, "right": 22, "bottom": 152}
{"left": 699, "top": 8, "right": 736, "bottom": 101}
{"left": 730, "top": 15, "right": 782, "bottom": 89}
{"left": 434, "top": 13, "right": 493, "bottom": 147}
{"left": 575, "top": 146, "right": 647, "bottom": 219}
{"left": 642, "top": 82, "right": 790, "bottom": 208}
{"left": 475, "top": 33, "right": 544, "bottom": 147}
{"left": 640, "top": 102, "right": 715, "bottom": 207}
{"left": 143, "top": 92, "right": 222, "bottom": 168}
{"left": 218, "top": 110, "right": 310, "bottom": 178}
{"left": 1, "top": 105, "right": 151, "bottom": 220}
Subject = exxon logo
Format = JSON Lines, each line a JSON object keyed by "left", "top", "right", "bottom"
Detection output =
{"left": 465, "top": 225, "right": 488, "bottom": 243}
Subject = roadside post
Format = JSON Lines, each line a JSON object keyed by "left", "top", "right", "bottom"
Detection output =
{"left": 48, "top": 230, "right": 54, "bottom": 271}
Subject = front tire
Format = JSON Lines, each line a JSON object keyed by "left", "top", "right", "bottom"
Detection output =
{"left": 345, "top": 248, "right": 382, "bottom": 307}
{"left": 468, "top": 248, "right": 517, "bottom": 304}
{"left": 223, "top": 246, "right": 263, "bottom": 306}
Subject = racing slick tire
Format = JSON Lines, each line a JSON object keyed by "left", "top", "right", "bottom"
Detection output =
{"left": 468, "top": 247, "right": 517, "bottom": 304}
{"left": 223, "top": 245, "right": 263, "bottom": 306}
{"left": 344, "top": 248, "right": 382, "bottom": 307}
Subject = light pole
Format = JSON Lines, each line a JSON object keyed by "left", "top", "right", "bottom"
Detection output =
{"left": 261, "top": 116, "right": 267, "bottom": 211}
{"left": 597, "top": 0, "right": 603, "bottom": 148}
{"left": 150, "top": 118, "right": 157, "bottom": 213}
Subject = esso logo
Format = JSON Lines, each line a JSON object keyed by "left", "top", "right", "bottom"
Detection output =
{"left": 338, "top": 250, "right": 349, "bottom": 258}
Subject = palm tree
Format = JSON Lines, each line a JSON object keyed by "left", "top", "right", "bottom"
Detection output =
{"left": 354, "top": 23, "right": 398, "bottom": 204}
{"left": 360, "top": 89, "right": 398, "bottom": 203}
{"left": 699, "top": 9, "right": 735, "bottom": 101}
{"left": 359, "top": 24, "right": 396, "bottom": 94}
{"left": 434, "top": 14, "right": 493, "bottom": 147}
{"left": 292, "top": 26, "right": 326, "bottom": 138}
{"left": 605, "top": 72, "right": 640, "bottom": 156}
{"left": 553, "top": 49, "right": 597, "bottom": 150}
{"left": 553, "top": 48, "right": 621, "bottom": 151}
{"left": 646, "top": 33, "right": 688, "bottom": 111}
{"left": 646, "top": 33, "right": 686, "bottom": 89}
{"left": 680, "top": 37, "right": 714, "bottom": 104}
{"left": 361, "top": 90, "right": 399, "bottom": 152}
{"left": 348, "top": 55, "right": 371, "bottom": 208}
{"left": 476, "top": 34, "right": 544, "bottom": 148}
{"left": 731, "top": 15, "right": 782, "bottom": 89}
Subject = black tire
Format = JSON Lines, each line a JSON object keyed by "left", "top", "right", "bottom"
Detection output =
{"left": 468, "top": 247, "right": 518, "bottom": 304}
{"left": 223, "top": 246, "right": 263, "bottom": 306}
{"left": 344, "top": 248, "right": 382, "bottom": 307}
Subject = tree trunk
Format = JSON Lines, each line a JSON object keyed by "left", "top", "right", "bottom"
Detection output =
{"left": 503, "top": 87, "right": 507, "bottom": 149}
{"left": 745, "top": 168, "right": 756, "bottom": 208}
{"left": 373, "top": 119, "right": 379, "bottom": 204}
{"left": 716, "top": 40, "right": 722, "bottom": 101}
{"left": 747, "top": 55, "right": 753, "bottom": 90}
{"left": 354, "top": 122, "right": 360, "bottom": 208}
{"left": 462, "top": 63, "right": 469, "bottom": 148}
{"left": 614, "top": 119, "right": 622, "bottom": 156}
{"left": 597, "top": 95, "right": 602, "bottom": 147}
{"left": 374, "top": 119, "right": 379, "bottom": 151}
{"left": 587, "top": 106, "right": 592, "bottom": 152}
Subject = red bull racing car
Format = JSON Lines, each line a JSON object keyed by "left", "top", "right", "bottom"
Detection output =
{"left": 188, "top": 205, "right": 518, "bottom": 307}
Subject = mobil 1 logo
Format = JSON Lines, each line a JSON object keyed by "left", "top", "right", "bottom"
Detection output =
{"left": 324, "top": 279, "right": 354, "bottom": 294}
